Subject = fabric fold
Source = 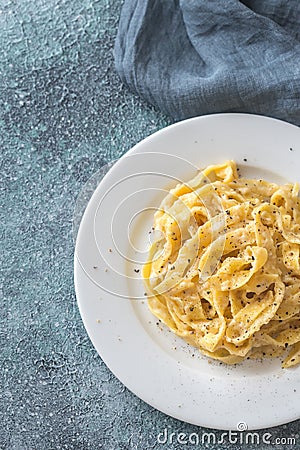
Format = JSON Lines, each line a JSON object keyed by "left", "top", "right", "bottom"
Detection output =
{"left": 114, "top": 0, "right": 300, "bottom": 125}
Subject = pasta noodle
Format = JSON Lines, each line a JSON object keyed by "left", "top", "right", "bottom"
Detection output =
{"left": 143, "top": 161, "right": 300, "bottom": 368}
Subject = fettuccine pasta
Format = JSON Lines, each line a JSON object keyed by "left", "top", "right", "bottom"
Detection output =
{"left": 143, "top": 161, "right": 300, "bottom": 368}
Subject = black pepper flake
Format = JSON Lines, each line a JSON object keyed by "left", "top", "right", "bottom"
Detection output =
{"left": 134, "top": 269, "right": 140, "bottom": 273}
{"left": 243, "top": 158, "right": 247, "bottom": 162}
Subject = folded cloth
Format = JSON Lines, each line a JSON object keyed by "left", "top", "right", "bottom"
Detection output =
{"left": 114, "top": 0, "right": 300, "bottom": 126}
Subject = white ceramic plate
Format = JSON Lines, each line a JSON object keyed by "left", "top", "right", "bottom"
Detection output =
{"left": 74, "top": 114, "right": 300, "bottom": 430}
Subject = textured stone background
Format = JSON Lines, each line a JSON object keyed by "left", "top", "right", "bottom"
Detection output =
{"left": 0, "top": 0, "right": 299, "bottom": 449}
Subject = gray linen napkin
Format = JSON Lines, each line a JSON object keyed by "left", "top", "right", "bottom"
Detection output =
{"left": 114, "top": 0, "right": 300, "bottom": 125}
